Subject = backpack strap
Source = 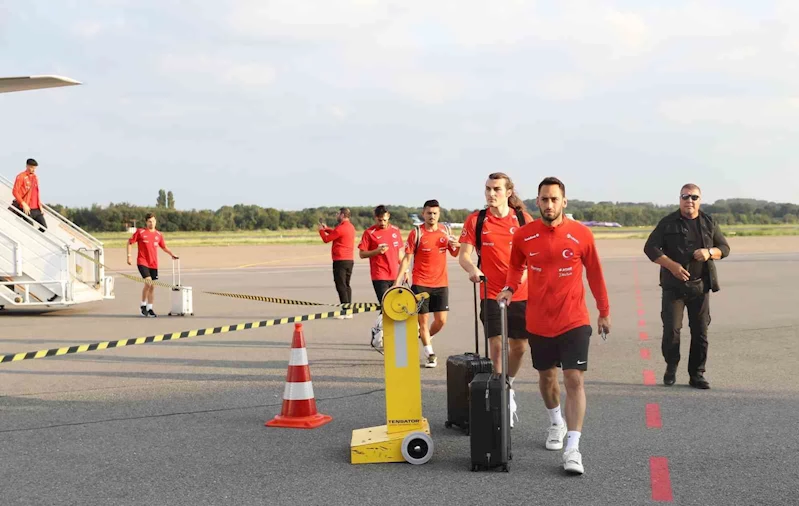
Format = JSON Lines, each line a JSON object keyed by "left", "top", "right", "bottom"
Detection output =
{"left": 475, "top": 208, "right": 487, "bottom": 268}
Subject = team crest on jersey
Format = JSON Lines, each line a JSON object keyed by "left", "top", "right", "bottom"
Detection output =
{"left": 562, "top": 248, "right": 575, "bottom": 259}
{"left": 392, "top": 233, "right": 397, "bottom": 238}
{"left": 509, "top": 227, "right": 516, "bottom": 234}
{"left": 439, "top": 237, "right": 446, "bottom": 244}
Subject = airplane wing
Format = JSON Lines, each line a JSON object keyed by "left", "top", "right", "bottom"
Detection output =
{"left": 0, "top": 75, "right": 82, "bottom": 94}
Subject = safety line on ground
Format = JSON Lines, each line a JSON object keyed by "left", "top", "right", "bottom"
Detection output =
{"left": 0, "top": 305, "right": 379, "bottom": 364}
{"left": 73, "top": 250, "right": 379, "bottom": 308}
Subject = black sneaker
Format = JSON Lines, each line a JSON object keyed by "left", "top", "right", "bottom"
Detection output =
{"left": 141, "top": 305, "right": 147, "bottom": 316}
{"left": 147, "top": 309, "right": 157, "bottom": 318}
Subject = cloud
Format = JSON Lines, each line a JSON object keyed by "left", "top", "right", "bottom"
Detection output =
{"left": 159, "top": 53, "right": 277, "bottom": 88}
{"left": 658, "top": 97, "right": 799, "bottom": 129}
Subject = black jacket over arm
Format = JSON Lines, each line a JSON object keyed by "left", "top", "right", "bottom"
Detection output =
{"left": 643, "top": 210, "right": 730, "bottom": 292}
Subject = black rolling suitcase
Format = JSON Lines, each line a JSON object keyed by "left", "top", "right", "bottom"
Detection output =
{"left": 444, "top": 277, "right": 493, "bottom": 435}
{"left": 469, "top": 300, "right": 511, "bottom": 472}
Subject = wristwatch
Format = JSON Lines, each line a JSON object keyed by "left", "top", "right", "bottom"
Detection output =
{"left": 502, "top": 286, "right": 514, "bottom": 294}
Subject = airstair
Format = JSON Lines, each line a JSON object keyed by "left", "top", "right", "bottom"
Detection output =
{"left": 0, "top": 173, "right": 114, "bottom": 310}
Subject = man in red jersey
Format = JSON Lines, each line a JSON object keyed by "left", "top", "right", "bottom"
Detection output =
{"left": 359, "top": 205, "right": 404, "bottom": 352}
{"left": 359, "top": 205, "right": 404, "bottom": 302}
{"left": 499, "top": 176, "right": 610, "bottom": 475}
{"left": 127, "top": 213, "right": 179, "bottom": 317}
{"left": 394, "top": 199, "right": 460, "bottom": 368}
{"left": 459, "top": 172, "right": 534, "bottom": 427}
{"left": 319, "top": 207, "right": 356, "bottom": 318}
{"left": 11, "top": 158, "right": 47, "bottom": 231}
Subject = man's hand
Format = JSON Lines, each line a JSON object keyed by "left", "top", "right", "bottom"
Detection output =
{"left": 21, "top": 202, "right": 31, "bottom": 215}
{"left": 448, "top": 235, "right": 459, "bottom": 249}
{"left": 127, "top": 255, "right": 132, "bottom": 266}
{"left": 668, "top": 261, "right": 690, "bottom": 281}
{"left": 598, "top": 315, "right": 611, "bottom": 336}
{"left": 172, "top": 254, "right": 179, "bottom": 260}
{"left": 377, "top": 244, "right": 389, "bottom": 255}
{"left": 317, "top": 222, "right": 326, "bottom": 231}
{"left": 693, "top": 248, "right": 711, "bottom": 262}
{"left": 467, "top": 266, "right": 485, "bottom": 283}
{"left": 496, "top": 289, "right": 513, "bottom": 306}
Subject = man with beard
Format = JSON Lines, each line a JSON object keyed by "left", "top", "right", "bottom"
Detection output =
{"left": 394, "top": 199, "right": 460, "bottom": 368}
{"left": 498, "top": 176, "right": 611, "bottom": 475}
{"left": 319, "top": 207, "right": 356, "bottom": 318}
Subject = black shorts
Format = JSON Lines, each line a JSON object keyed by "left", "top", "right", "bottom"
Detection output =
{"left": 480, "top": 299, "right": 532, "bottom": 340}
{"left": 411, "top": 285, "right": 449, "bottom": 314}
{"left": 372, "top": 280, "right": 393, "bottom": 303}
{"left": 529, "top": 325, "right": 592, "bottom": 371}
{"left": 137, "top": 265, "right": 158, "bottom": 280}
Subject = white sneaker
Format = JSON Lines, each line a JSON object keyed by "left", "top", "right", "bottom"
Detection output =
{"left": 344, "top": 314, "right": 353, "bottom": 319}
{"left": 334, "top": 315, "right": 346, "bottom": 320}
{"left": 509, "top": 389, "right": 518, "bottom": 428}
{"left": 424, "top": 354, "right": 437, "bottom": 368}
{"left": 546, "top": 423, "right": 567, "bottom": 450}
{"left": 563, "top": 447, "right": 584, "bottom": 474}
{"left": 370, "top": 327, "right": 384, "bottom": 355}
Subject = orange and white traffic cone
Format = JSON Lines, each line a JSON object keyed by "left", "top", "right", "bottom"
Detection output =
{"left": 266, "top": 322, "right": 333, "bottom": 429}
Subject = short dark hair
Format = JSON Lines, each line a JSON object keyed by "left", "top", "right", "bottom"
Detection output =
{"left": 681, "top": 183, "right": 701, "bottom": 194}
{"left": 538, "top": 177, "right": 566, "bottom": 197}
{"left": 339, "top": 207, "right": 351, "bottom": 218}
{"left": 423, "top": 199, "right": 440, "bottom": 209}
{"left": 374, "top": 205, "right": 388, "bottom": 217}
{"left": 145, "top": 212, "right": 155, "bottom": 220}
{"left": 26, "top": 158, "right": 38, "bottom": 167}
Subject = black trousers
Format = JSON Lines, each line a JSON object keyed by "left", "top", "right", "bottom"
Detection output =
{"left": 661, "top": 288, "right": 711, "bottom": 375}
{"left": 10, "top": 201, "right": 47, "bottom": 230}
{"left": 332, "top": 260, "right": 353, "bottom": 304}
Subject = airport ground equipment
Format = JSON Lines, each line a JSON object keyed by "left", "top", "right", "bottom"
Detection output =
{"left": 350, "top": 285, "right": 433, "bottom": 465}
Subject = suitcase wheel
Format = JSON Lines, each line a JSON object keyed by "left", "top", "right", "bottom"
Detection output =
{"left": 471, "top": 464, "right": 479, "bottom": 472}
{"left": 444, "top": 421, "right": 452, "bottom": 428}
{"left": 503, "top": 464, "right": 509, "bottom": 472}
{"left": 401, "top": 432, "right": 433, "bottom": 465}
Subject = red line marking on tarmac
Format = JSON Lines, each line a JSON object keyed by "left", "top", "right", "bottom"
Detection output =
{"left": 640, "top": 348, "right": 651, "bottom": 360}
{"left": 643, "top": 370, "right": 656, "bottom": 385}
{"left": 637, "top": 309, "right": 645, "bottom": 316}
{"left": 650, "top": 457, "right": 674, "bottom": 501}
{"left": 638, "top": 319, "right": 646, "bottom": 327}
{"left": 646, "top": 403, "right": 662, "bottom": 428}
{"left": 639, "top": 331, "right": 649, "bottom": 341}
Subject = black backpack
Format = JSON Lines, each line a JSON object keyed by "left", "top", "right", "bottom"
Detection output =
{"left": 474, "top": 208, "right": 526, "bottom": 268}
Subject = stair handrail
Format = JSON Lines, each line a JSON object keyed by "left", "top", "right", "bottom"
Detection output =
{"left": 0, "top": 173, "right": 103, "bottom": 250}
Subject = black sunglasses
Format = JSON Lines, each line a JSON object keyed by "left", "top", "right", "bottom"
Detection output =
{"left": 681, "top": 194, "right": 700, "bottom": 201}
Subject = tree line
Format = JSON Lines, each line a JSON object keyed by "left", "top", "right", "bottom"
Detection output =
{"left": 47, "top": 197, "right": 799, "bottom": 233}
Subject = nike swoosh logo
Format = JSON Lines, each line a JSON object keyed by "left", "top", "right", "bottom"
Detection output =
{"left": 529, "top": 252, "right": 539, "bottom": 256}
{"left": 577, "top": 360, "right": 586, "bottom": 364}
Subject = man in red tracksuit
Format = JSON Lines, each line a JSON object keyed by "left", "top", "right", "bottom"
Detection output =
{"left": 11, "top": 158, "right": 47, "bottom": 230}
{"left": 318, "top": 207, "right": 356, "bottom": 317}
{"left": 498, "top": 176, "right": 611, "bottom": 476}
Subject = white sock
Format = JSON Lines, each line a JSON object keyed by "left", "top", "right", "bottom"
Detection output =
{"left": 508, "top": 376, "right": 515, "bottom": 386}
{"left": 566, "top": 431, "right": 581, "bottom": 451}
{"left": 146, "top": 303, "right": 153, "bottom": 310}
{"left": 548, "top": 405, "right": 565, "bottom": 426}
{"left": 424, "top": 345, "right": 433, "bottom": 356}
{"left": 141, "top": 301, "right": 146, "bottom": 307}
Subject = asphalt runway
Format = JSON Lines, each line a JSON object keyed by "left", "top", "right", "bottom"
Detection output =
{"left": 1, "top": 247, "right": 797, "bottom": 505}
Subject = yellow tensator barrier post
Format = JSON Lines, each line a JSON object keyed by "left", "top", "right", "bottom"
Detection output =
{"left": 350, "top": 286, "right": 433, "bottom": 465}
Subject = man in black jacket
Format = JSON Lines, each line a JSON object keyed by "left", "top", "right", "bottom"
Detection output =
{"left": 644, "top": 183, "right": 730, "bottom": 389}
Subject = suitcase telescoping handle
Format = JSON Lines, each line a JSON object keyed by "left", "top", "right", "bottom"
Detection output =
{"left": 499, "top": 299, "right": 510, "bottom": 453}
{"left": 172, "top": 257, "right": 181, "bottom": 288}
{"left": 472, "top": 275, "right": 489, "bottom": 356}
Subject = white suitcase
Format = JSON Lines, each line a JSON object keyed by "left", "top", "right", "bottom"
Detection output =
{"left": 168, "top": 258, "right": 193, "bottom": 316}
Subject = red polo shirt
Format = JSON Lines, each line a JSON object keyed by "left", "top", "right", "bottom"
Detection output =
{"left": 129, "top": 228, "right": 166, "bottom": 269}
{"left": 319, "top": 220, "right": 355, "bottom": 261}
{"left": 12, "top": 170, "right": 41, "bottom": 209}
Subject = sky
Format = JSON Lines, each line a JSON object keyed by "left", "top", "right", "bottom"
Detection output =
{"left": 1, "top": 0, "right": 798, "bottom": 211}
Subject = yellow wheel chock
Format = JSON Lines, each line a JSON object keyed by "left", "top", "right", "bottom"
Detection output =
{"left": 350, "top": 286, "right": 433, "bottom": 465}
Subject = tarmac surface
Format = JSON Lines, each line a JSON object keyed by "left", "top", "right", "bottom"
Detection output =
{"left": 1, "top": 237, "right": 797, "bottom": 505}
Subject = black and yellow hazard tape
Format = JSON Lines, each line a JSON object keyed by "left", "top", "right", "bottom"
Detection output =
{"left": 0, "top": 305, "right": 379, "bottom": 364}
{"left": 74, "top": 250, "right": 380, "bottom": 309}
